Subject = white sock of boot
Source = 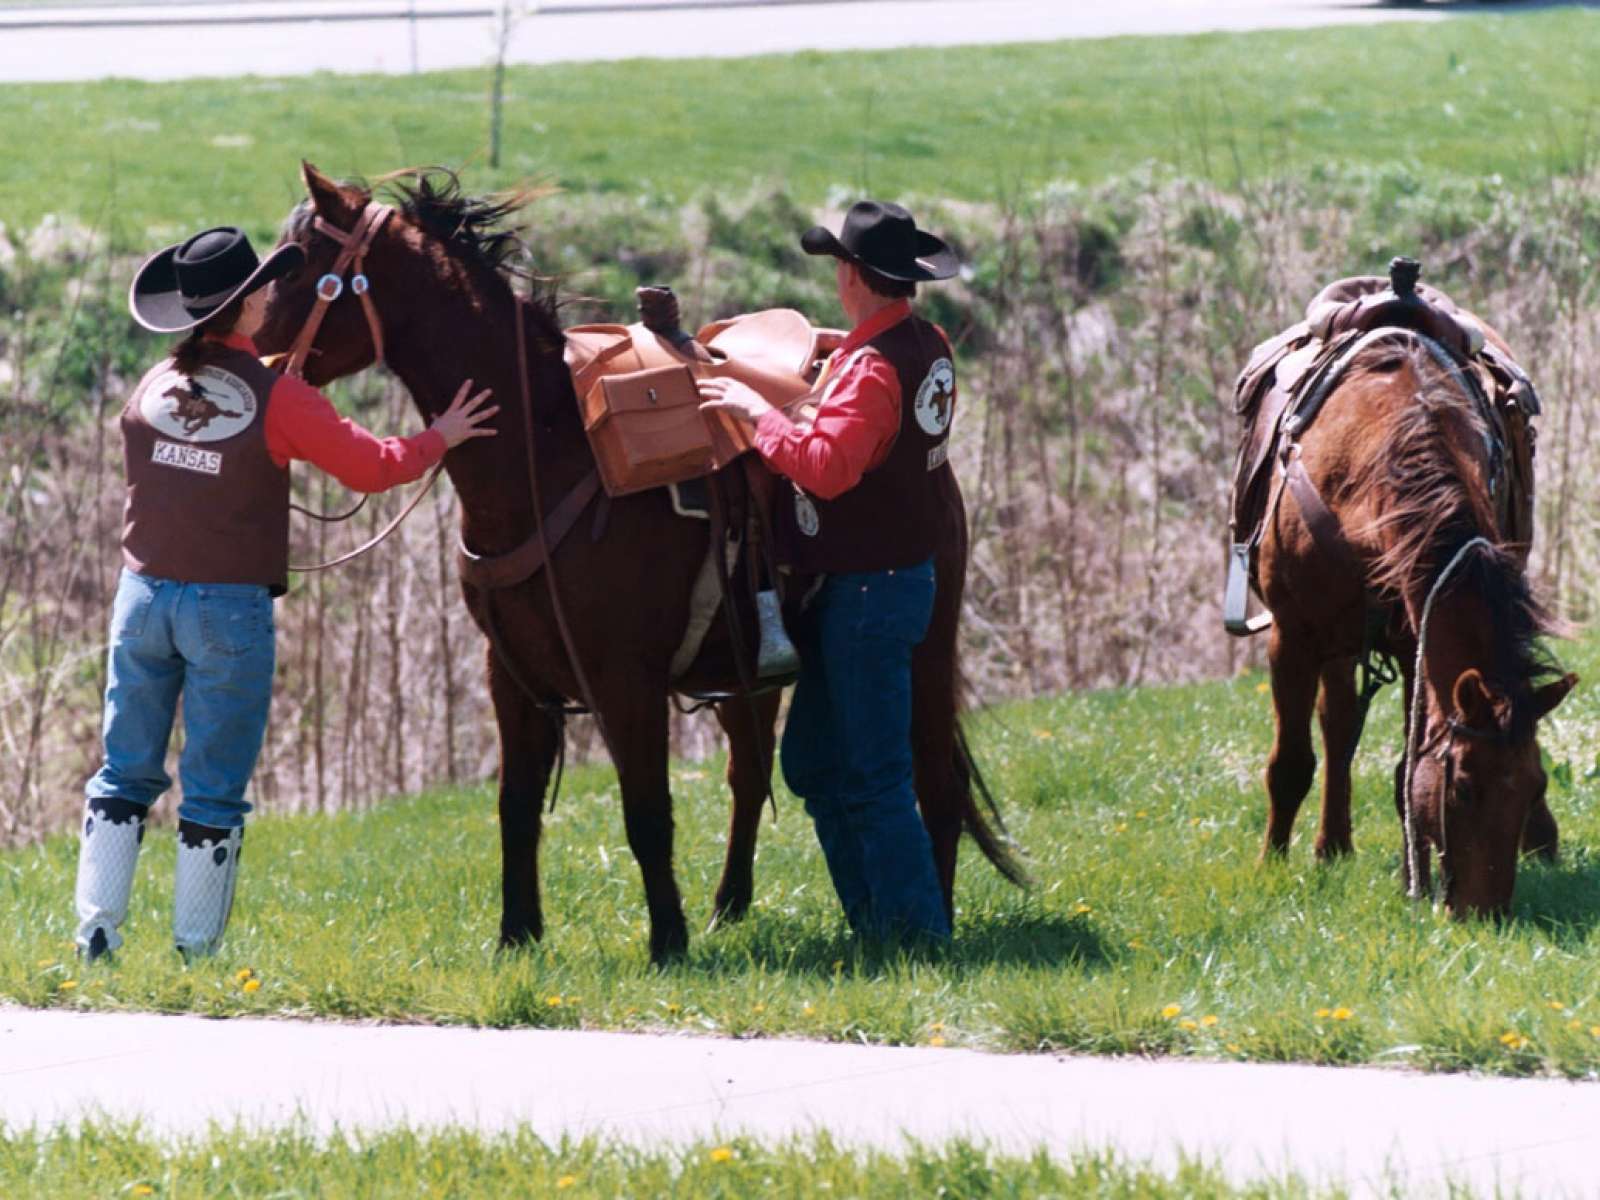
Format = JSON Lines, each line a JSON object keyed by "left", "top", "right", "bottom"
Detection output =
{"left": 173, "top": 821, "right": 243, "bottom": 958}
{"left": 74, "top": 797, "right": 147, "bottom": 960}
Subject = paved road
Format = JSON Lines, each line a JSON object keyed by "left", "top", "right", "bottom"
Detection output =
{"left": 4, "top": 1005, "right": 1599, "bottom": 1195}
{"left": 0, "top": 0, "right": 1477, "bottom": 84}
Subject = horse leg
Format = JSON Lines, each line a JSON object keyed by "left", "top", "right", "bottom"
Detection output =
{"left": 708, "top": 690, "right": 781, "bottom": 930}
{"left": 1261, "top": 629, "right": 1318, "bottom": 859}
{"left": 488, "top": 654, "right": 561, "bottom": 948}
{"left": 609, "top": 690, "right": 689, "bottom": 964}
{"left": 1314, "top": 656, "right": 1359, "bottom": 859}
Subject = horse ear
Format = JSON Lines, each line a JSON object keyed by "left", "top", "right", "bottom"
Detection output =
{"left": 1531, "top": 672, "right": 1578, "bottom": 722}
{"left": 301, "top": 160, "right": 362, "bottom": 225}
{"left": 1451, "top": 668, "right": 1494, "bottom": 728}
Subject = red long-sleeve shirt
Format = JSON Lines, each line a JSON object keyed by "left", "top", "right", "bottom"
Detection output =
{"left": 215, "top": 332, "right": 446, "bottom": 492}
{"left": 752, "top": 300, "right": 913, "bottom": 501}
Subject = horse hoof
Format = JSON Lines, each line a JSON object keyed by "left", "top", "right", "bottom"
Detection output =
{"left": 706, "top": 896, "right": 751, "bottom": 934}
{"left": 498, "top": 922, "right": 543, "bottom": 951}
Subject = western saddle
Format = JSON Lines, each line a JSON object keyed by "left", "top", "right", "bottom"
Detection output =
{"left": 1225, "top": 257, "right": 1542, "bottom": 636}
{"left": 565, "top": 287, "right": 841, "bottom": 497}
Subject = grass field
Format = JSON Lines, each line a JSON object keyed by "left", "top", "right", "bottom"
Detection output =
{"left": 0, "top": 1125, "right": 1349, "bottom": 1200}
{"left": 1, "top": 8, "right": 1596, "bottom": 238}
{"left": 6, "top": 630, "right": 1600, "bottom": 1080}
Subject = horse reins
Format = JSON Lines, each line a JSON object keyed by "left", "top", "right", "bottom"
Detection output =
{"left": 1401, "top": 534, "right": 1494, "bottom": 903}
{"left": 279, "top": 201, "right": 447, "bottom": 574}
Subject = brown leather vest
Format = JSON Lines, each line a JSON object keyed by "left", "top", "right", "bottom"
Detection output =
{"left": 120, "top": 344, "right": 291, "bottom": 595}
{"left": 775, "top": 313, "right": 957, "bottom": 573}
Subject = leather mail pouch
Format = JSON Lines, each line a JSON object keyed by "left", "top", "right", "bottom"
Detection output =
{"left": 585, "top": 365, "right": 717, "bottom": 497}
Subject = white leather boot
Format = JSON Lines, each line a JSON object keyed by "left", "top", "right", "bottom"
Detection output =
{"left": 173, "top": 820, "right": 243, "bottom": 958}
{"left": 74, "top": 797, "right": 148, "bottom": 961}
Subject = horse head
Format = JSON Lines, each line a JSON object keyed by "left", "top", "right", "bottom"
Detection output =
{"left": 1407, "top": 663, "right": 1574, "bottom": 918}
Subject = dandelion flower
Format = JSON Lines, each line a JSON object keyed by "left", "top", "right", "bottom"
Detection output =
{"left": 709, "top": 1146, "right": 735, "bottom": 1164}
{"left": 1499, "top": 1031, "right": 1530, "bottom": 1050}
{"left": 1033, "top": 729, "right": 1054, "bottom": 740}
{"left": 235, "top": 968, "right": 254, "bottom": 982}
{"left": 1315, "top": 1008, "right": 1331, "bottom": 1019}
{"left": 1590, "top": 1026, "right": 1600, "bottom": 1039}
{"left": 35, "top": 959, "right": 53, "bottom": 969}
{"left": 1331, "top": 1007, "right": 1353, "bottom": 1021}
{"left": 58, "top": 980, "right": 77, "bottom": 992}
{"left": 555, "top": 1175, "right": 577, "bottom": 1190}
{"left": 546, "top": 996, "right": 563, "bottom": 1008}
{"left": 929, "top": 1036, "right": 947, "bottom": 1047}
{"left": 1072, "top": 902, "right": 1092, "bottom": 916}
{"left": 132, "top": 1188, "right": 154, "bottom": 1198}
{"left": 1201, "top": 1015, "right": 1219, "bottom": 1027}
{"left": 752, "top": 1003, "right": 766, "bottom": 1014}
{"left": 242, "top": 979, "right": 261, "bottom": 994}
{"left": 1179, "top": 1019, "right": 1198, "bottom": 1031}
{"left": 1548, "top": 1000, "right": 1566, "bottom": 1011}
{"left": 1115, "top": 823, "right": 1129, "bottom": 833}
{"left": 664, "top": 1002, "right": 680, "bottom": 1015}
{"left": 1161, "top": 1004, "right": 1181, "bottom": 1019}
{"left": 929, "top": 1021, "right": 944, "bottom": 1033}
{"left": 802, "top": 1004, "right": 815, "bottom": 1017}
{"left": 1568, "top": 1019, "right": 1583, "bottom": 1031}
{"left": 1225, "top": 1043, "right": 1242, "bottom": 1053}
{"left": 1255, "top": 681, "right": 1270, "bottom": 694}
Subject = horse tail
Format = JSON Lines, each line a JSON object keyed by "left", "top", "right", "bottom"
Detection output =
{"left": 953, "top": 664, "right": 1031, "bottom": 889}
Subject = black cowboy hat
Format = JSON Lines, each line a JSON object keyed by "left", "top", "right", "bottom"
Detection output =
{"left": 800, "top": 200, "right": 960, "bottom": 283}
{"left": 129, "top": 226, "right": 305, "bottom": 334}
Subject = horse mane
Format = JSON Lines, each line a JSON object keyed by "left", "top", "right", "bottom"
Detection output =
{"left": 381, "top": 168, "right": 563, "bottom": 338}
{"left": 1354, "top": 341, "right": 1560, "bottom": 732}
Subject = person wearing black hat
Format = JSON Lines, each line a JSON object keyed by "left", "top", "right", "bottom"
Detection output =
{"left": 699, "top": 200, "right": 961, "bottom": 941}
{"left": 74, "top": 226, "right": 497, "bottom": 962}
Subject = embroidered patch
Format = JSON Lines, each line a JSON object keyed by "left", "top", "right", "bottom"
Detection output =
{"left": 794, "top": 490, "right": 820, "bottom": 538}
{"left": 913, "top": 357, "right": 956, "bottom": 437}
{"left": 141, "top": 366, "right": 255, "bottom": 444}
{"left": 152, "top": 439, "right": 222, "bottom": 476}
{"left": 927, "top": 439, "right": 950, "bottom": 470}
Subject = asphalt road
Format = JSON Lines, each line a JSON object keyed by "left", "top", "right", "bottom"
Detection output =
{"left": 0, "top": 0, "right": 1468, "bottom": 83}
{"left": 5, "top": 1005, "right": 1600, "bottom": 1195}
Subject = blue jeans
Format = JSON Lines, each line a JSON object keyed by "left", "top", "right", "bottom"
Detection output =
{"left": 85, "top": 569, "right": 275, "bottom": 830}
{"left": 780, "top": 559, "right": 950, "bottom": 941}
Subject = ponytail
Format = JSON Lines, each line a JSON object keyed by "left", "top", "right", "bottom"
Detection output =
{"left": 168, "top": 296, "right": 245, "bottom": 376}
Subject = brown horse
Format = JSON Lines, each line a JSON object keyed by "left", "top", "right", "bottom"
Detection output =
{"left": 1257, "top": 332, "right": 1574, "bottom": 916}
{"left": 254, "top": 164, "right": 1024, "bottom": 962}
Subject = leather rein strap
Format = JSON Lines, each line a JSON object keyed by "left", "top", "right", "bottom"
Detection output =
{"left": 281, "top": 201, "right": 447, "bottom": 575}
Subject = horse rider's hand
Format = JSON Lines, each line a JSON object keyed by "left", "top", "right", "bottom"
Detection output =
{"left": 430, "top": 379, "right": 500, "bottom": 448}
{"left": 698, "top": 377, "right": 773, "bottom": 426}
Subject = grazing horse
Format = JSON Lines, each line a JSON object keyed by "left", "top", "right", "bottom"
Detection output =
{"left": 1256, "top": 330, "right": 1574, "bottom": 916}
{"left": 254, "top": 164, "right": 1025, "bottom": 962}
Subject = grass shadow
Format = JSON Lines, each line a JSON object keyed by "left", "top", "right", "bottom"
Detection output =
{"left": 1511, "top": 846, "right": 1600, "bottom": 939}
{"left": 688, "top": 909, "right": 1111, "bottom": 978}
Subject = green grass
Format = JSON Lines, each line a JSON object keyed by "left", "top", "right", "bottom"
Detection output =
{"left": 6, "top": 635, "right": 1600, "bottom": 1079}
{"left": 2, "top": 9, "right": 1597, "bottom": 238}
{"left": 0, "top": 1125, "right": 1352, "bottom": 1200}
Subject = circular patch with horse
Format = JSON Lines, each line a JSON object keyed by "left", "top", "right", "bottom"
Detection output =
{"left": 913, "top": 358, "right": 956, "bottom": 437}
{"left": 794, "top": 490, "right": 820, "bottom": 537}
{"left": 142, "top": 367, "right": 256, "bottom": 444}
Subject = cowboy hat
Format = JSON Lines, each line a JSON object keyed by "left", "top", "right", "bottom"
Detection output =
{"left": 800, "top": 200, "right": 959, "bottom": 282}
{"left": 129, "top": 226, "right": 305, "bottom": 333}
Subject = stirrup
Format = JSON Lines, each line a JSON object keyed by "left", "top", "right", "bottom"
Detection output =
{"left": 755, "top": 589, "right": 800, "bottom": 680}
{"left": 1223, "top": 542, "right": 1274, "bottom": 636}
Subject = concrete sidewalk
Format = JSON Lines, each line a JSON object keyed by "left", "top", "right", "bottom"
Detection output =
{"left": 0, "top": 0, "right": 1455, "bottom": 83}
{"left": 3, "top": 1006, "right": 1599, "bottom": 1195}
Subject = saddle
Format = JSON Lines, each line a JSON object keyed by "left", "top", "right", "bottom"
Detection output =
{"left": 565, "top": 287, "right": 843, "bottom": 498}
{"left": 1225, "top": 257, "right": 1541, "bottom": 635}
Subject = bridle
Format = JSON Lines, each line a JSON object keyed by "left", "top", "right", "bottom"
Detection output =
{"left": 283, "top": 201, "right": 394, "bottom": 380}
{"left": 277, "top": 200, "right": 446, "bottom": 573}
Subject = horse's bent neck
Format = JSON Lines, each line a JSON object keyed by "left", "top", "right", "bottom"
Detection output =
{"left": 383, "top": 272, "right": 590, "bottom": 553}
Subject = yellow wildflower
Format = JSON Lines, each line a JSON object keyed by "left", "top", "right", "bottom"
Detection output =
{"left": 1200, "top": 1015, "right": 1219, "bottom": 1027}
{"left": 35, "top": 959, "right": 53, "bottom": 969}
{"left": 929, "top": 1036, "right": 947, "bottom": 1047}
{"left": 1591, "top": 1026, "right": 1600, "bottom": 1039}
{"left": 1331, "top": 1007, "right": 1353, "bottom": 1021}
{"left": 1071, "top": 902, "right": 1092, "bottom": 916}
{"left": 1499, "top": 1031, "right": 1530, "bottom": 1050}
{"left": 802, "top": 1004, "right": 815, "bottom": 1017}
{"left": 132, "top": 1188, "right": 154, "bottom": 1198}
{"left": 555, "top": 1175, "right": 577, "bottom": 1190}
{"left": 1135, "top": 810, "right": 1148, "bottom": 819}
{"left": 1568, "top": 1020, "right": 1583, "bottom": 1031}
{"left": 1225, "top": 1043, "right": 1242, "bottom": 1053}
{"left": 1114, "top": 823, "right": 1129, "bottom": 833}
{"left": 1161, "top": 1004, "right": 1181, "bottom": 1019}
{"left": 58, "top": 980, "right": 77, "bottom": 992}
{"left": 664, "top": 1002, "right": 680, "bottom": 1015}
{"left": 929, "top": 1021, "right": 944, "bottom": 1033}
{"left": 242, "top": 979, "right": 261, "bottom": 994}
{"left": 235, "top": 968, "right": 254, "bottom": 982}
{"left": 1179, "top": 1019, "right": 1198, "bottom": 1031}
{"left": 1548, "top": 1000, "right": 1566, "bottom": 1011}
{"left": 709, "top": 1146, "right": 735, "bottom": 1164}
{"left": 546, "top": 996, "right": 563, "bottom": 1008}
{"left": 1255, "top": 680, "right": 1270, "bottom": 694}
{"left": 1315, "top": 1008, "right": 1331, "bottom": 1019}
{"left": 752, "top": 1003, "right": 766, "bottom": 1014}
{"left": 1033, "top": 728, "right": 1054, "bottom": 740}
